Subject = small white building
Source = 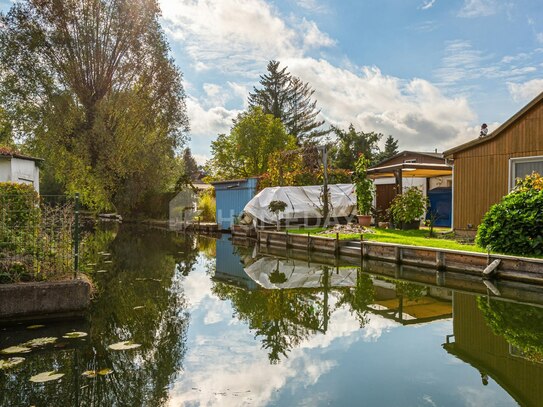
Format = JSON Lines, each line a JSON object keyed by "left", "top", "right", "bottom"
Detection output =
{"left": 0, "top": 147, "right": 42, "bottom": 193}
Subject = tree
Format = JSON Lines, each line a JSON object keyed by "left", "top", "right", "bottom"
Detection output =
{"left": 0, "top": 0, "right": 189, "bottom": 212}
{"left": 374, "top": 135, "right": 399, "bottom": 164}
{"left": 248, "top": 60, "right": 326, "bottom": 142}
{"left": 207, "top": 106, "right": 296, "bottom": 180}
{"left": 330, "top": 124, "right": 382, "bottom": 170}
{"left": 182, "top": 148, "right": 199, "bottom": 181}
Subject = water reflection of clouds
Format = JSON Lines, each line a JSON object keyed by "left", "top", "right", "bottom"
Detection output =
{"left": 168, "top": 260, "right": 404, "bottom": 407}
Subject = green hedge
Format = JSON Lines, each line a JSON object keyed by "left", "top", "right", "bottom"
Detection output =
{"left": 476, "top": 173, "right": 543, "bottom": 256}
{"left": 0, "top": 182, "right": 40, "bottom": 228}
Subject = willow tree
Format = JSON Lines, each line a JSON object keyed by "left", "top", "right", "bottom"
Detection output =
{"left": 0, "top": 0, "right": 189, "bottom": 212}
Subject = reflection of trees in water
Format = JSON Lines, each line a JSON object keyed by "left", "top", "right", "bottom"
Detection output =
{"left": 213, "top": 282, "right": 325, "bottom": 364}
{"left": 0, "top": 227, "right": 198, "bottom": 406}
{"left": 478, "top": 297, "right": 543, "bottom": 363}
{"left": 336, "top": 271, "right": 375, "bottom": 327}
{"left": 213, "top": 267, "right": 381, "bottom": 364}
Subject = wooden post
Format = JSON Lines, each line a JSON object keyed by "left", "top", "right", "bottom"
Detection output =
{"left": 307, "top": 233, "right": 312, "bottom": 254}
{"left": 286, "top": 230, "right": 289, "bottom": 249}
{"left": 395, "top": 246, "right": 402, "bottom": 262}
{"left": 335, "top": 233, "right": 339, "bottom": 256}
{"left": 436, "top": 251, "right": 445, "bottom": 271}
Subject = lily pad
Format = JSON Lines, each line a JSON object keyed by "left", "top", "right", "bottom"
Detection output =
{"left": 101, "top": 253, "right": 111, "bottom": 256}
{"left": 96, "top": 270, "right": 108, "bottom": 273}
{"left": 1, "top": 346, "right": 32, "bottom": 355}
{"left": 26, "top": 324, "right": 45, "bottom": 330}
{"left": 98, "top": 368, "right": 113, "bottom": 376}
{"left": 104, "top": 260, "right": 113, "bottom": 264}
{"left": 87, "top": 263, "right": 97, "bottom": 267}
{"left": 30, "top": 371, "right": 64, "bottom": 383}
{"left": 0, "top": 357, "right": 25, "bottom": 370}
{"left": 25, "top": 337, "right": 57, "bottom": 347}
{"left": 108, "top": 341, "right": 141, "bottom": 351}
{"left": 133, "top": 306, "right": 145, "bottom": 310}
{"left": 82, "top": 370, "right": 97, "bottom": 378}
{"left": 62, "top": 332, "right": 88, "bottom": 339}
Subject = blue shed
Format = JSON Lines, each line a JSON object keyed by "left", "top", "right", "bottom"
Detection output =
{"left": 211, "top": 177, "right": 259, "bottom": 230}
{"left": 426, "top": 187, "right": 452, "bottom": 227}
{"left": 213, "top": 236, "right": 258, "bottom": 290}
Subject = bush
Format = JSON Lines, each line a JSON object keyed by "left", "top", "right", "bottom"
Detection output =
{"left": 476, "top": 173, "right": 543, "bottom": 256}
{"left": 0, "top": 182, "right": 40, "bottom": 228}
{"left": 389, "top": 186, "right": 427, "bottom": 225}
{"left": 197, "top": 190, "right": 216, "bottom": 222}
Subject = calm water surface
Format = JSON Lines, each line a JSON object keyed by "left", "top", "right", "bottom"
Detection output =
{"left": 1, "top": 226, "right": 543, "bottom": 406}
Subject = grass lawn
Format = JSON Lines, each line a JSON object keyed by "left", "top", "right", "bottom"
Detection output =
{"left": 289, "top": 226, "right": 487, "bottom": 253}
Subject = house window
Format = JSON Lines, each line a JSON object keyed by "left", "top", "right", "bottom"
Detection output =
{"left": 509, "top": 156, "right": 543, "bottom": 190}
{"left": 404, "top": 159, "right": 417, "bottom": 163}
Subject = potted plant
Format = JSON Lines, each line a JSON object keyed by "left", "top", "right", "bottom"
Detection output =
{"left": 353, "top": 154, "right": 374, "bottom": 226}
{"left": 389, "top": 186, "right": 427, "bottom": 230}
{"left": 268, "top": 200, "right": 288, "bottom": 231}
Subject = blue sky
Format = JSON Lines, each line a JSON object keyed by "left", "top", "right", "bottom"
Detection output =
{"left": 2, "top": 0, "right": 543, "bottom": 163}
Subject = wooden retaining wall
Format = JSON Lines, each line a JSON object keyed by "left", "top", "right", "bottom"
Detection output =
{"left": 257, "top": 230, "right": 543, "bottom": 285}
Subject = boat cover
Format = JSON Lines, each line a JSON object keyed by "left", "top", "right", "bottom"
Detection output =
{"left": 241, "top": 184, "right": 356, "bottom": 224}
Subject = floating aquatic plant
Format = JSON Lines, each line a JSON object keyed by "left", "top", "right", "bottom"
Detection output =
{"left": 30, "top": 371, "right": 64, "bottom": 383}
{"left": 62, "top": 332, "right": 88, "bottom": 339}
{"left": 0, "top": 357, "right": 25, "bottom": 370}
{"left": 25, "top": 337, "right": 57, "bottom": 347}
{"left": 108, "top": 341, "right": 141, "bottom": 351}
{"left": 1, "top": 346, "right": 31, "bottom": 355}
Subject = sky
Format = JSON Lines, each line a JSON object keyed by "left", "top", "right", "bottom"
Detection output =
{"left": 2, "top": 0, "right": 543, "bottom": 164}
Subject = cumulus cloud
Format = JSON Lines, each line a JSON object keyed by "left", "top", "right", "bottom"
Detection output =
{"left": 285, "top": 58, "right": 476, "bottom": 150}
{"left": 458, "top": 0, "right": 498, "bottom": 18}
{"left": 507, "top": 79, "right": 543, "bottom": 102}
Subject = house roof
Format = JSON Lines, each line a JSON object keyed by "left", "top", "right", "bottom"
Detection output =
{"left": 372, "top": 150, "right": 444, "bottom": 168}
{"left": 367, "top": 162, "right": 452, "bottom": 179}
{"left": 444, "top": 90, "right": 543, "bottom": 158}
{"left": 0, "top": 146, "right": 43, "bottom": 162}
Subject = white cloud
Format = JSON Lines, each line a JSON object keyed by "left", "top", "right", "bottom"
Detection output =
{"left": 420, "top": 0, "right": 436, "bottom": 10}
{"left": 537, "top": 33, "right": 543, "bottom": 44}
{"left": 301, "top": 19, "right": 336, "bottom": 49}
{"left": 159, "top": 0, "right": 334, "bottom": 76}
{"left": 507, "top": 79, "right": 543, "bottom": 102}
{"left": 458, "top": 0, "right": 498, "bottom": 18}
{"left": 285, "top": 57, "right": 477, "bottom": 150}
{"left": 296, "top": 0, "right": 328, "bottom": 13}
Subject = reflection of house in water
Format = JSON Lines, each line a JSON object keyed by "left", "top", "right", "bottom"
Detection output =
{"left": 213, "top": 237, "right": 258, "bottom": 290}
{"left": 444, "top": 293, "right": 543, "bottom": 407}
{"left": 243, "top": 255, "right": 453, "bottom": 326}
{"left": 369, "top": 279, "right": 452, "bottom": 325}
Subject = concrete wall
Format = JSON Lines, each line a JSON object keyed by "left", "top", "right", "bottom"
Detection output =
{"left": 0, "top": 157, "right": 40, "bottom": 193}
{"left": 0, "top": 279, "right": 91, "bottom": 323}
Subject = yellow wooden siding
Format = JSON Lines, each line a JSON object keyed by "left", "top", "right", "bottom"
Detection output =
{"left": 453, "top": 100, "right": 543, "bottom": 232}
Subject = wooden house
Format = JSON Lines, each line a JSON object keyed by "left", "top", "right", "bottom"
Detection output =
{"left": 444, "top": 91, "right": 543, "bottom": 237}
{"left": 0, "top": 147, "right": 42, "bottom": 192}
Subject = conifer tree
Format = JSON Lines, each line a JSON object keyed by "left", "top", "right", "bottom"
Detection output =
{"left": 374, "top": 135, "right": 400, "bottom": 164}
{"left": 248, "top": 60, "right": 326, "bottom": 142}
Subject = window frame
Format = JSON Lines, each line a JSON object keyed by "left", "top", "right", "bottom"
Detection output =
{"left": 509, "top": 155, "right": 543, "bottom": 191}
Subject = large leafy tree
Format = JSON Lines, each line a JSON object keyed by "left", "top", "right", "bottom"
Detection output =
{"left": 248, "top": 60, "right": 326, "bottom": 142}
{"left": 207, "top": 106, "right": 296, "bottom": 180}
{"left": 0, "top": 0, "right": 189, "bottom": 212}
{"left": 330, "top": 124, "right": 382, "bottom": 170}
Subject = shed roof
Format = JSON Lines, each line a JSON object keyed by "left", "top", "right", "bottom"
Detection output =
{"left": 0, "top": 146, "right": 43, "bottom": 162}
{"left": 372, "top": 150, "right": 444, "bottom": 168}
{"left": 444, "top": 91, "right": 543, "bottom": 157}
{"left": 367, "top": 163, "right": 452, "bottom": 179}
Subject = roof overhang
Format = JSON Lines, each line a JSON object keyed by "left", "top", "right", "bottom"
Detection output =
{"left": 367, "top": 163, "right": 452, "bottom": 179}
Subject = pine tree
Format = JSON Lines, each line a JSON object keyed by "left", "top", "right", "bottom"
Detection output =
{"left": 248, "top": 60, "right": 326, "bottom": 142}
{"left": 182, "top": 148, "right": 199, "bottom": 181}
{"left": 374, "top": 136, "right": 399, "bottom": 164}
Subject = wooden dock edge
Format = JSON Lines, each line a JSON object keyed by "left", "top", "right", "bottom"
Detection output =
{"left": 256, "top": 230, "right": 543, "bottom": 284}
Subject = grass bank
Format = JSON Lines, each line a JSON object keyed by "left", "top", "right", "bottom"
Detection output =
{"left": 289, "top": 227, "right": 487, "bottom": 253}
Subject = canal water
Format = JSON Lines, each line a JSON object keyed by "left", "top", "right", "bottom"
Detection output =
{"left": 1, "top": 226, "right": 543, "bottom": 406}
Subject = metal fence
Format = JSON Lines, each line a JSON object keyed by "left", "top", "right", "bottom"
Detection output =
{"left": 0, "top": 192, "right": 79, "bottom": 283}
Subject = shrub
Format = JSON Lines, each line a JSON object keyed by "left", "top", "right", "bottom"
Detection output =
{"left": 476, "top": 173, "right": 543, "bottom": 256}
{"left": 389, "top": 186, "right": 427, "bottom": 224}
{"left": 197, "top": 190, "right": 216, "bottom": 222}
{"left": 353, "top": 154, "right": 373, "bottom": 215}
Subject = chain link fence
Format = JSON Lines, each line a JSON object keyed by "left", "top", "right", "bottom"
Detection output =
{"left": 0, "top": 192, "right": 79, "bottom": 283}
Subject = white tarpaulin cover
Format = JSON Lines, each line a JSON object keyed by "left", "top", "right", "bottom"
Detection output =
{"left": 244, "top": 257, "right": 357, "bottom": 290}
{"left": 242, "top": 184, "right": 356, "bottom": 224}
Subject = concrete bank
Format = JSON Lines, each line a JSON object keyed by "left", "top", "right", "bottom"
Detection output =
{"left": 257, "top": 230, "right": 543, "bottom": 285}
{"left": 0, "top": 279, "right": 92, "bottom": 324}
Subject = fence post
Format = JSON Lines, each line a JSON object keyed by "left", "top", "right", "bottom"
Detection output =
{"left": 74, "top": 192, "right": 80, "bottom": 279}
